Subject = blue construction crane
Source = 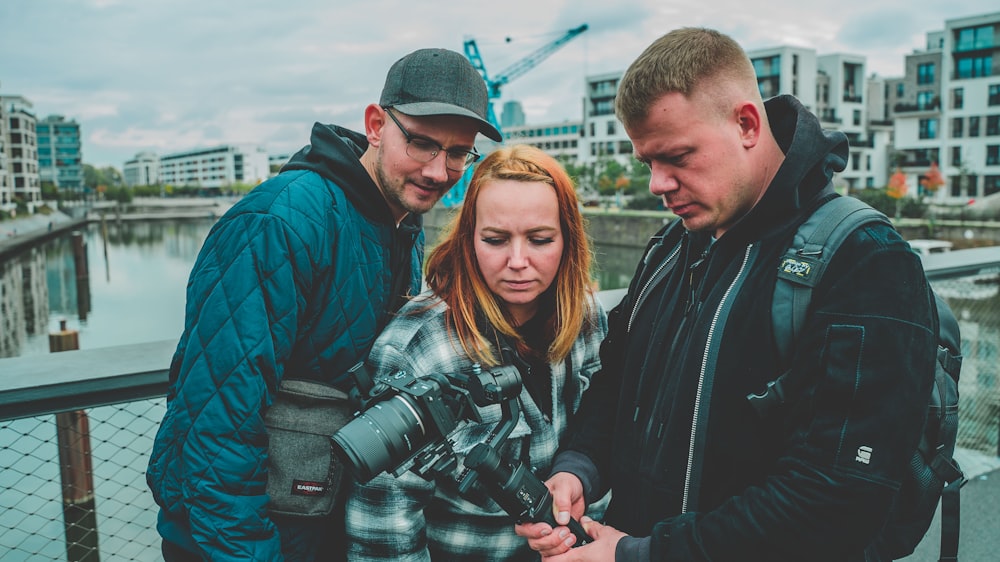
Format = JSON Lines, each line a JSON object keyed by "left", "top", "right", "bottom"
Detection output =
{"left": 464, "top": 23, "right": 589, "bottom": 137}
{"left": 441, "top": 24, "right": 589, "bottom": 207}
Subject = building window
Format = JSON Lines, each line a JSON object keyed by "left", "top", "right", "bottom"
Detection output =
{"left": 917, "top": 91, "right": 936, "bottom": 110}
{"left": 852, "top": 152, "right": 861, "bottom": 171}
{"left": 955, "top": 25, "right": 994, "bottom": 52}
{"left": 919, "top": 118, "right": 938, "bottom": 139}
{"left": 985, "top": 175, "right": 1000, "bottom": 197}
{"left": 955, "top": 56, "right": 993, "bottom": 79}
{"left": 952, "top": 117, "right": 964, "bottom": 138}
{"left": 952, "top": 87, "right": 964, "bottom": 109}
{"left": 970, "top": 116, "right": 981, "bottom": 137}
{"left": 952, "top": 146, "right": 962, "bottom": 166}
{"left": 917, "top": 63, "right": 935, "bottom": 85}
{"left": 896, "top": 83, "right": 904, "bottom": 97}
{"left": 988, "top": 115, "right": 1000, "bottom": 136}
{"left": 853, "top": 110, "right": 861, "bottom": 126}
{"left": 607, "top": 121, "right": 616, "bottom": 135}
{"left": 990, "top": 84, "right": 1000, "bottom": 106}
{"left": 988, "top": 145, "right": 1000, "bottom": 166}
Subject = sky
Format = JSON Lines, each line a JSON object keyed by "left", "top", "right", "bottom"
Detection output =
{"left": 1, "top": 0, "right": 998, "bottom": 169}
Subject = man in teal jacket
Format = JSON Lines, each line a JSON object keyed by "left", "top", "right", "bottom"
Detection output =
{"left": 146, "top": 48, "right": 501, "bottom": 561}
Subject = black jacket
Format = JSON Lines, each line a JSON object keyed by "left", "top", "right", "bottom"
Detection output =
{"left": 553, "top": 96, "right": 937, "bottom": 561}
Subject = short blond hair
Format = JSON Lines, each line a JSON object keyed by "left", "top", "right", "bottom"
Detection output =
{"left": 615, "top": 27, "right": 759, "bottom": 129}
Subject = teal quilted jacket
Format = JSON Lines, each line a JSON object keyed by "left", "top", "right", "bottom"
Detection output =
{"left": 147, "top": 124, "right": 423, "bottom": 560}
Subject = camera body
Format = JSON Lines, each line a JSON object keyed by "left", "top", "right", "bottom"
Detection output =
{"left": 331, "top": 363, "right": 522, "bottom": 485}
{"left": 331, "top": 361, "right": 591, "bottom": 548}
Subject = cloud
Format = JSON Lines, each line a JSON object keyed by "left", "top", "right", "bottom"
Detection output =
{"left": 3, "top": 0, "right": 998, "bottom": 168}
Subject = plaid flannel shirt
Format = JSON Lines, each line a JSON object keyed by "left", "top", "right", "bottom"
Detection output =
{"left": 345, "top": 292, "right": 608, "bottom": 561}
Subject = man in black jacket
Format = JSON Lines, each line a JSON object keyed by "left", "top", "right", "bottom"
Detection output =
{"left": 517, "top": 27, "right": 937, "bottom": 561}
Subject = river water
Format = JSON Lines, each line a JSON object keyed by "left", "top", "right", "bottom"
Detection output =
{"left": 1, "top": 216, "right": 996, "bottom": 560}
{"left": 0, "top": 218, "right": 644, "bottom": 360}
{"left": 0, "top": 216, "right": 646, "bottom": 560}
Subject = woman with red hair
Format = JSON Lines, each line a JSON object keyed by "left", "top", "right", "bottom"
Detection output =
{"left": 345, "top": 145, "right": 607, "bottom": 561}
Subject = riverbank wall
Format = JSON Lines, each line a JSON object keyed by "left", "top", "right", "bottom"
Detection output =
{"left": 4, "top": 199, "right": 1000, "bottom": 264}
{"left": 424, "top": 206, "right": 1000, "bottom": 249}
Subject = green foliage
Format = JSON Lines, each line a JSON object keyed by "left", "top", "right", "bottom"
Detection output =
{"left": 852, "top": 189, "right": 927, "bottom": 219}
{"left": 83, "top": 164, "right": 124, "bottom": 189}
{"left": 41, "top": 181, "right": 61, "bottom": 202}
{"left": 626, "top": 193, "right": 666, "bottom": 211}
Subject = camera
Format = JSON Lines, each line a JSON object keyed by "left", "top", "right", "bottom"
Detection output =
{"left": 331, "top": 361, "right": 591, "bottom": 548}
{"left": 331, "top": 363, "right": 522, "bottom": 484}
{"left": 465, "top": 442, "right": 592, "bottom": 547}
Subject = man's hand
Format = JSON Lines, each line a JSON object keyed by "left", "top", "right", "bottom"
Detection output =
{"left": 536, "top": 517, "right": 627, "bottom": 561}
{"left": 515, "top": 472, "right": 588, "bottom": 556}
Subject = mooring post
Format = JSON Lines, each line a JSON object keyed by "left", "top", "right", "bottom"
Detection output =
{"left": 71, "top": 232, "right": 90, "bottom": 321}
{"left": 51, "top": 319, "right": 101, "bottom": 561}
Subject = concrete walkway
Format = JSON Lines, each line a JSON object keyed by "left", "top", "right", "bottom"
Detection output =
{"left": 0, "top": 210, "right": 86, "bottom": 260}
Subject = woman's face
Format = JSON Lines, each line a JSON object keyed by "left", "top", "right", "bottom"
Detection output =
{"left": 474, "top": 179, "right": 564, "bottom": 326}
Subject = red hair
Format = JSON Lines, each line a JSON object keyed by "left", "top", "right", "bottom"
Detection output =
{"left": 424, "top": 145, "right": 594, "bottom": 365}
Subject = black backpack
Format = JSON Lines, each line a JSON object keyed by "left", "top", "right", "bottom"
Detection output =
{"left": 752, "top": 192, "right": 966, "bottom": 561}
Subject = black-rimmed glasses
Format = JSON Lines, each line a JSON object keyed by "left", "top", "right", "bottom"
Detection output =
{"left": 383, "top": 107, "right": 481, "bottom": 172}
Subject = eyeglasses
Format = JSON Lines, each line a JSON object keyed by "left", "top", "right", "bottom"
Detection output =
{"left": 383, "top": 107, "right": 481, "bottom": 172}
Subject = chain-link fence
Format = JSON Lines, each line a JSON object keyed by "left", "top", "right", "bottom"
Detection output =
{"left": 1, "top": 399, "right": 165, "bottom": 561}
{"left": 1, "top": 278, "right": 998, "bottom": 561}
{"left": 935, "top": 276, "right": 1000, "bottom": 455}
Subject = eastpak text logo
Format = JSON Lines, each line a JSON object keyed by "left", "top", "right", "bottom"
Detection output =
{"left": 291, "top": 480, "right": 327, "bottom": 496}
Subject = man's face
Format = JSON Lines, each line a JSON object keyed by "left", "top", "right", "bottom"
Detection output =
{"left": 628, "top": 91, "right": 764, "bottom": 238}
{"left": 371, "top": 108, "right": 480, "bottom": 221}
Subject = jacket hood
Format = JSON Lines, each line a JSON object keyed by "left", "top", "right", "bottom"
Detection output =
{"left": 728, "top": 95, "right": 848, "bottom": 241}
{"left": 281, "top": 122, "right": 413, "bottom": 228}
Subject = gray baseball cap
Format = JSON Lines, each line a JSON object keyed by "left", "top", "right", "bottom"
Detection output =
{"left": 379, "top": 48, "right": 502, "bottom": 142}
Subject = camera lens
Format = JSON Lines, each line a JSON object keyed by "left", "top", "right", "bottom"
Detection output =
{"left": 331, "top": 394, "right": 428, "bottom": 483}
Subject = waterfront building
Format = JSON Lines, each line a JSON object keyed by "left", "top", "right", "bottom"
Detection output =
{"left": 157, "top": 144, "right": 269, "bottom": 191}
{"left": 749, "top": 45, "right": 818, "bottom": 111}
{"left": 267, "top": 152, "right": 292, "bottom": 178}
{"left": 0, "top": 86, "right": 10, "bottom": 209}
{"left": 123, "top": 151, "right": 160, "bottom": 187}
{"left": 501, "top": 100, "right": 526, "bottom": 130}
{"left": 36, "top": 115, "right": 83, "bottom": 192}
{"left": 819, "top": 53, "right": 889, "bottom": 190}
{"left": 580, "top": 71, "right": 633, "bottom": 166}
{"left": 892, "top": 12, "right": 1000, "bottom": 203}
{"left": 503, "top": 119, "right": 582, "bottom": 161}
{"left": 0, "top": 95, "right": 40, "bottom": 208}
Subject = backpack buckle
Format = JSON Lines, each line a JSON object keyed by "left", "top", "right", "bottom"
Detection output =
{"left": 746, "top": 376, "right": 788, "bottom": 418}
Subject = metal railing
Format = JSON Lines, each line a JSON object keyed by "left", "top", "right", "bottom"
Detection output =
{"left": 2, "top": 248, "right": 1000, "bottom": 561}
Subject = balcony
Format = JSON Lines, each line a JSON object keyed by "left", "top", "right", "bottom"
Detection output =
{"left": 3, "top": 262, "right": 1000, "bottom": 559}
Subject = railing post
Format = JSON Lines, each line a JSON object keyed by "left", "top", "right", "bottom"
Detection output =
{"left": 51, "top": 319, "right": 101, "bottom": 562}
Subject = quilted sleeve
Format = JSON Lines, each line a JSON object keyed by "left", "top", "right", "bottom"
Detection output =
{"left": 173, "top": 211, "right": 316, "bottom": 560}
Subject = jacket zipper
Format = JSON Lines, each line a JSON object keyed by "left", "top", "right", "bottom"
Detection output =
{"left": 681, "top": 243, "right": 755, "bottom": 512}
{"left": 627, "top": 242, "right": 683, "bottom": 333}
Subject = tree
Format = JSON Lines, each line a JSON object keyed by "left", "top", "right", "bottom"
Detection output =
{"left": 886, "top": 168, "right": 909, "bottom": 219}
{"left": 83, "top": 164, "right": 124, "bottom": 190}
{"left": 920, "top": 162, "right": 945, "bottom": 196}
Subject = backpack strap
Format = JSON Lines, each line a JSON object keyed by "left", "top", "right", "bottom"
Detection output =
{"left": 747, "top": 188, "right": 891, "bottom": 416}
{"left": 772, "top": 190, "right": 892, "bottom": 363}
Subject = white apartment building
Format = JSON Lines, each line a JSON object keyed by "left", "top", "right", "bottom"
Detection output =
{"left": 158, "top": 144, "right": 269, "bottom": 190}
{"left": 750, "top": 46, "right": 818, "bottom": 111}
{"left": 892, "top": 12, "right": 1000, "bottom": 203}
{"left": 0, "top": 87, "right": 11, "bottom": 208}
{"left": 0, "top": 95, "right": 40, "bottom": 207}
{"left": 581, "top": 72, "right": 633, "bottom": 166}
{"left": 123, "top": 151, "right": 161, "bottom": 187}
{"left": 503, "top": 120, "right": 583, "bottom": 161}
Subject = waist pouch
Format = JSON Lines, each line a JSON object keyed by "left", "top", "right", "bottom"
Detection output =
{"left": 264, "top": 378, "right": 353, "bottom": 517}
